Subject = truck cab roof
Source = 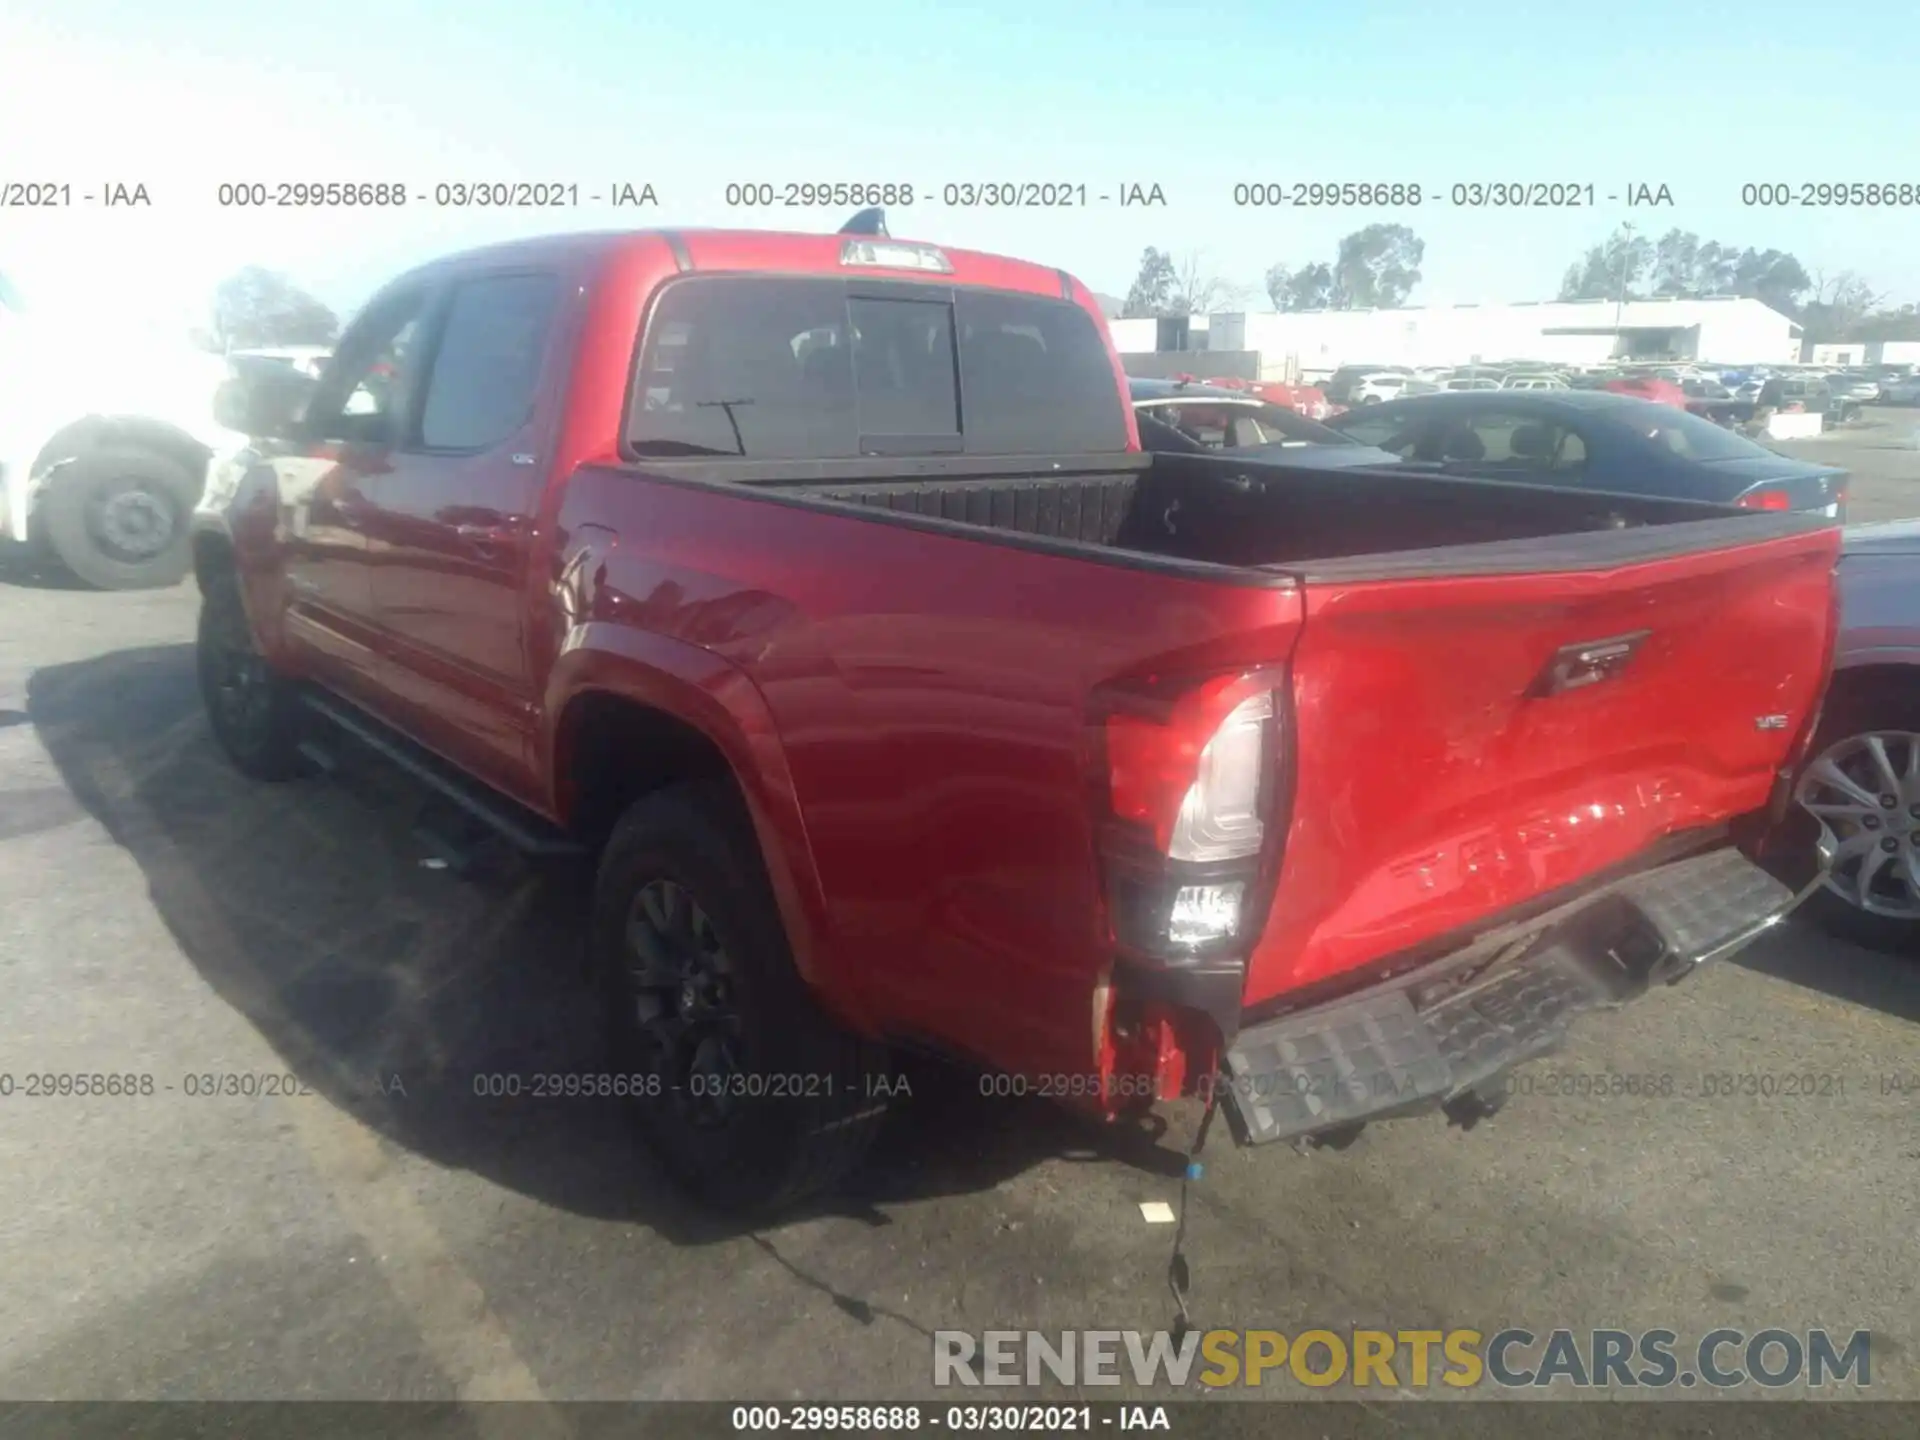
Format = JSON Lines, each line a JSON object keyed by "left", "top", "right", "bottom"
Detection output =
{"left": 383, "top": 225, "right": 1095, "bottom": 309}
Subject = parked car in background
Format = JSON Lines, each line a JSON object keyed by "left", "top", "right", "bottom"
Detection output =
{"left": 1879, "top": 372, "right": 1920, "bottom": 405}
{"left": 1826, "top": 373, "right": 1883, "bottom": 405}
{"left": 1326, "top": 390, "right": 1849, "bottom": 514}
{"left": 1443, "top": 377, "right": 1504, "bottom": 391}
{"left": 1501, "top": 373, "right": 1570, "bottom": 391}
{"left": 1248, "top": 380, "right": 1339, "bottom": 421}
{"left": 1778, "top": 377, "right": 1863, "bottom": 427}
{"left": 1322, "top": 363, "right": 1407, "bottom": 404}
{"left": 1603, "top": 376, "right": 1688, "bottom": 408}
{"left": 1787, "top": 519, "right": 1920, "bottom": 951}
{"left": 1351, "top": 371, "right": 1415, "bottom": 404}
{"left": 1168, "top": 375, "right": 1338, "bottom": 422}
{"left": 1128, "top": 378, "right": 1402, "bottom": 468}
{"left": 1681, "top": 377, "right": 1735, "bottom": 400}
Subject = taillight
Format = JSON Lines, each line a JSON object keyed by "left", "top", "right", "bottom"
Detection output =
{"left": 1093, "top": 670, "right": 1288, "bottom": 959}
{"left": 1737, "top": 486, "right": 1793, "bottom": 511}
{"left": 1168, "top": 692, "right": 1272, "bottom": 862}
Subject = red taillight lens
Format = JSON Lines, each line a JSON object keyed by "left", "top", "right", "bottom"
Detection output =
{"left": 1094, "top": 669, "right": 1288, "bottom": 960}
{"left": 1103, "top": 674, "right": 1273, "bottom": 856}
{"left": 1738, "top": 487, "right": 1793, "bottom": 511}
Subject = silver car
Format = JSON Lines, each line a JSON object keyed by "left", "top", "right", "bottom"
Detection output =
{"left": 1791, "top": 520, "right": 1920, "bottom": 949}
{"left": 1879, "top": 373, "right": 1920, "bottom": 405}
{"left": 1825, "top": 373, "right": 1883, "bottom": 404}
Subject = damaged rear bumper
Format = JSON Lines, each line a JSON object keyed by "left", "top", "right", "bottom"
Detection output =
{"left": 1220, "top": 845, "right": 1824, "bottom": 1147}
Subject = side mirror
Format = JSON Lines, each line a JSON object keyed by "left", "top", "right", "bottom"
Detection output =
{"left": 214, "top": 367, "right": 316, "bottom": 439}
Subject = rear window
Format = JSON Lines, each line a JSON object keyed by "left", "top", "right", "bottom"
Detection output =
{"left": 627, "top": 276, "right": 1128, "bottom": 460}
{"left": 1627, "top": 403, "right": 1778, "bottom": 462}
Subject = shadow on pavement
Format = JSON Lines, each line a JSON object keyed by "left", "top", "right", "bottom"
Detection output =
{"left": 23, "top": 643, "right": 1191, "bottom": 1252}
{"left": 1732, "top": 919, "right": 1920, "bottom": 1025}
{"left": 0, "top": 543, "right": 91, "bottom": 590}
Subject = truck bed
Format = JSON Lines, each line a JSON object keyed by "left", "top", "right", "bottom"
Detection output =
{"left": 721, "top": 449, "right": 1828, "bottom": 578}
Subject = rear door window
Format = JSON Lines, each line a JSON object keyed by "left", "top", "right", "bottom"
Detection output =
{"left": 627, "top": 276, "right": 1128, "bottom": 460}
{"left": 629, "top": 277, "right": 855, "bottom": 458}
{"left": 1432, "top": 406, "right": 1588, "bottom": 478}
{"left": 1331, "top": 406, "right": 1427, "bottom": 456}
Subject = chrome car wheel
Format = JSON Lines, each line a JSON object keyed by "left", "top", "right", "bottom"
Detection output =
{"left": 1796, "top": 730, "right": 1920, "bottom": 918}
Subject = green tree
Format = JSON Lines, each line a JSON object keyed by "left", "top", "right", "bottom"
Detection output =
{"left": 1121, "top": 248, "right": 1178, "bottom": 318}
{"left": 209, "top": 267, "right": 340, "bottom": 352}
{"left": 1264, "top": 225, "right": 1425, "bottom": 311}
{"left": 1264, "top": 260, "right": 1334, "bottom": 311}
{"left": 1564, "top": 227, "right": 1811, "bottom": 313}
{"left": 1559, "top": 225, "right": 1655, "bottom": 301}
{"left": 1331, "top": 224, "right": 1425, "bottom": 308}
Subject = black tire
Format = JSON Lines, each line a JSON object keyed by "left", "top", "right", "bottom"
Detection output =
{"left": 197, "top": 573, "right": 310, "bottom": 781}
{"left": 1792, "top": 678, "right": 1920, "bottom": 955}
{"left": 592, "top": 781, "right": 891, "bottom": 1215}
{"left": 41, "top": 446, "right": 198, "bottom": 590}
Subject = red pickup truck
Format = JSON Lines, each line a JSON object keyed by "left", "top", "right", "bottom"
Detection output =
{"left": 192, "top": 219, "right": 1841, "bottom": 1214}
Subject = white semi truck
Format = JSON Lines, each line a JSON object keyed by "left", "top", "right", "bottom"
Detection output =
{"left": 2, "top": 272, "right": 244, "bottom": 588}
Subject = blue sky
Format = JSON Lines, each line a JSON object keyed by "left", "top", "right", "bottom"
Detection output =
{"left": 2, "top": 1, "right": 1913, "bottom": 334}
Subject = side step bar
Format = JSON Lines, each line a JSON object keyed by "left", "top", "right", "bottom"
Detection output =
{"left": 297, "top": 691, "right": 586, "bottom": 859}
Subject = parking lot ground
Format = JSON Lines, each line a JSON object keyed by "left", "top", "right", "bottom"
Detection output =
{"left": 1772, "top": 404, "right": 1920, "bottom": 522}
{"left": 1, "top": 490, "right": 1917, "bottom": 1420}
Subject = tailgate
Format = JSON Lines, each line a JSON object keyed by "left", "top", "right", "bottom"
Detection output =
{"left": 1244, "top": 517, "right": 1840, "bottom": 1006}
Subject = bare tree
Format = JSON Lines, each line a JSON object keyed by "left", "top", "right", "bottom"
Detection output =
{"left": 1167, "top": 251, "right": 1247, "bottom": 316}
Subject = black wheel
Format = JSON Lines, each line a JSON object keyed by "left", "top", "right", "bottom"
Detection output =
{"left": 197, "top": 573, "right": 310, "bottom": 781}
{"left": 41, "top": 446, "right": 198, "bottom": 589}
{"left": 1791, "top": 679, "right": 1920, "bottom": 954}
{"left": 592, "top": 781, "right": 891, "bottom": 1214}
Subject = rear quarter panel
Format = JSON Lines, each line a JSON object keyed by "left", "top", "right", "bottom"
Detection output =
{"left": 544, "top": 467, "right": 1302, "bottom": 1079}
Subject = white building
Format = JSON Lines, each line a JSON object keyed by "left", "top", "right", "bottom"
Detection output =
{"left": 1109, "top": 297, "right": 1803, "bottom": 381}
{"left": 1809, "top": 339, "right": 1920, "bottom": 367}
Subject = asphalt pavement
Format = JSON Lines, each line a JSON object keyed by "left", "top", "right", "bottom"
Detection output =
{"left": 1, "top": 441, "right": 1916, "bottom": 1420}
{"left": 1774, "top": 403, "right": 1920, "bottom": 521}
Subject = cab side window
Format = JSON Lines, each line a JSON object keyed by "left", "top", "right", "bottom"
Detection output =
{"left": 418, "top": 274, "right": 562, "bottom": 452}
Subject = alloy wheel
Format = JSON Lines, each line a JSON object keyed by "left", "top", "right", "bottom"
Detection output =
{"left": 623, "top": 878, "right": 743, "bottom": 1126}
{"left": 1796, "top": 730, "right": 1920, "bottom": 918}
{"left": 205, "top": 615, "right": 275, "bottom": 747}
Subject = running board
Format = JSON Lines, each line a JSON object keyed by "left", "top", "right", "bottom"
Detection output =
{"left": 297, "top": 691, "right": 586, "bottom": 859}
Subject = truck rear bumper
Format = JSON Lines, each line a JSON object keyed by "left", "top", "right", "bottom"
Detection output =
{"left": 1220, "top": 845, "right": 1823, "bottom": 1147}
